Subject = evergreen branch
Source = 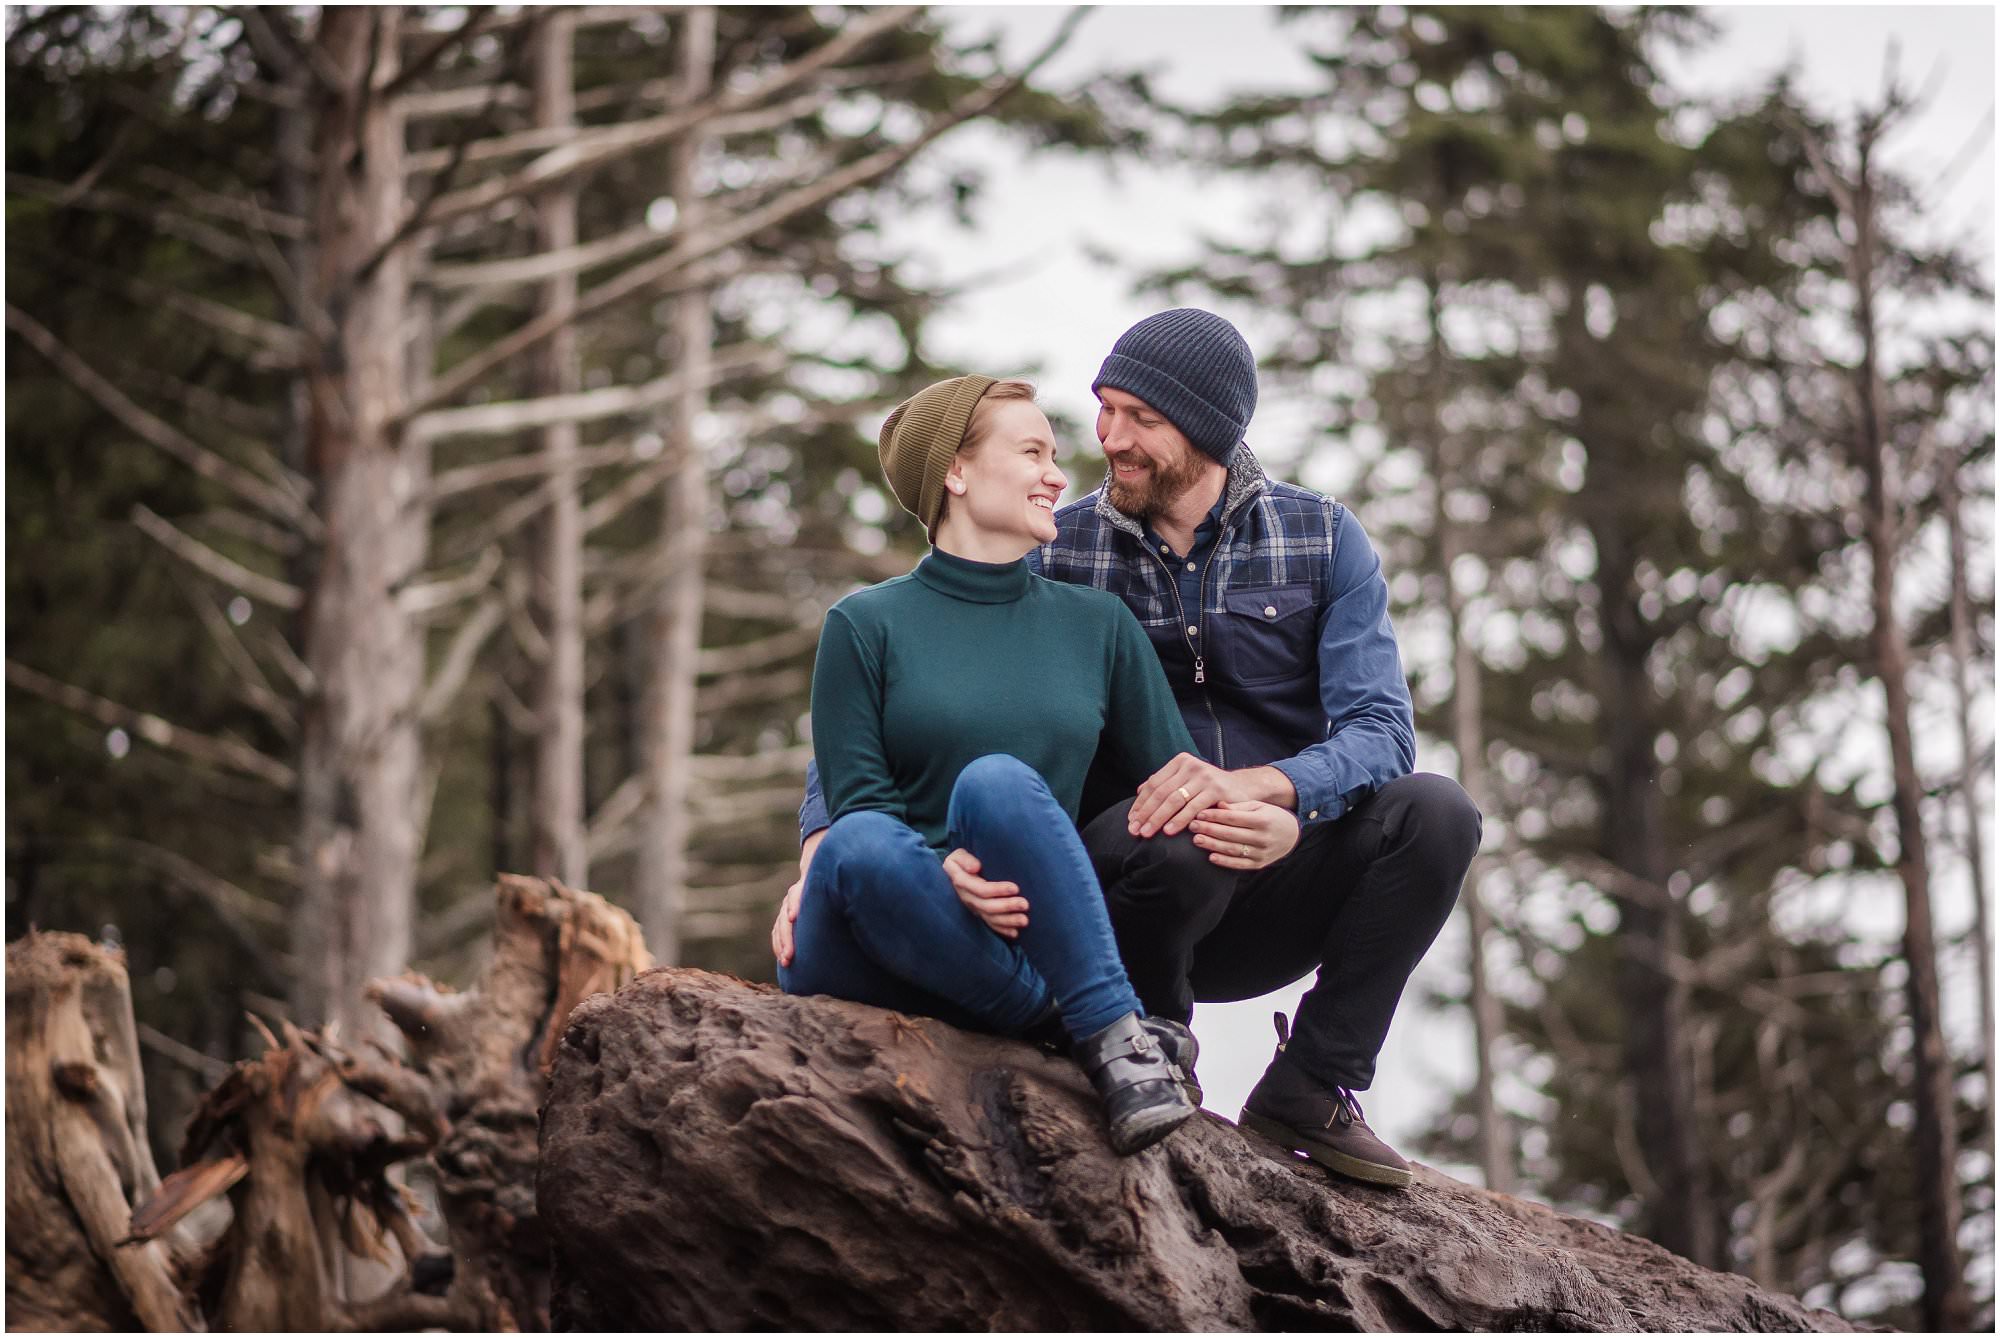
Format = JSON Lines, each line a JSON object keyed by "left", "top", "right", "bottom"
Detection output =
{"left": 693, "top": 665, "right": 810, "bottom": 713}
{"left": 420, "top": 596, "right": 505, "bottom": 722}
{"left": 401, "top": 82, "right": 528, "bottom": 120}
{"left": 396, "top": 545, "right": 502, "bottom": 618}
{"left": 404, "top": 83, "right": 837, "bottom": 177}
{"left": 131, "top": 504, "right": 304, "bottom": 611}
{"left": 585, "top": 775, "right": 648, "bottom": 860}
{"left": 171, "top": 565, "right": 299, "bottom": 736}
{"left": 689, "top": 745, "right": 816, "bottom": 782}
{"left": 381, "top": 5, "right": 493, "bottom": 98}
{"left": 5, "top": 660, "right": 298, "bottom": 791}
{"left": 133, "top": 165, "right": 309, "bottom": 239}
{"left": 6, "top": 305, "right": 315, "bottom": 531}
{"left": 694, "top": 625, "right": 821, "bottom": 677}
{"left": 7, "top": 173, "right": 263, "bottom": 266}
{"left": 408, "top": 6, "right": 920, "bottom": 226}
{"left": 106, "top": 836, "right": 291, "bottom": 977}
{"left": 434, "top": 479, "right": 561, "bottom": 566}
{"left": 412, "top": 4, "right": 1091, "bottom": 417}
{"left": 409, "top": 341, "right": 786, "bottom": 444}
{"left": 137, "top": 1024, "right": 232, "bottom": 1083}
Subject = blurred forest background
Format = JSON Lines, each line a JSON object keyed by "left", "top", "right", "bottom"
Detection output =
{"left": 5, "top": 4, "right": 1992, "bottom": 1331}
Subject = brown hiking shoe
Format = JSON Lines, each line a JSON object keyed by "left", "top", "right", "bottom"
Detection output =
{"left": 1238, "top": 1014, "right": 1412, "bottom": 1189}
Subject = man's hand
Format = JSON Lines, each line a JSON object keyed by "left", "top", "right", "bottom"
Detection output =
{"left": 1131, "top": 753, "right": 1297, "bottom": 837}
{"left": 771, "top": 828, "right": 827, "bottom": 968}
{"left": 943, "top": 848, "right": 1029, "bottom": 940}
{"left": 1189, "top": 801, "right": 1300, "bottom": 870}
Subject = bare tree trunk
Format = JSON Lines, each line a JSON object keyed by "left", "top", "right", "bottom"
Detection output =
{"left": 529, "top": 9, "right": 587, "bottom": 888}
{"left": 1847, "top": 158, "right": 1970, "bottom": 1333}
{"left": 295, "top": 7, "right": 424, "bottom": 1038}
{"left": 637, "top": 6, "right": 717, "bottom": 963}
{"left": 1424, "top": 281, "right": 1512, "bottom": 1195}
{"left": 1594, "top": 524, "right": 1714, "bottom": 1270}
{"left": 1941, "top": 465, "right": 1993, "bottom": 1115}
{"left": 1442, "top": 529, "right": 1510, "bottom": 1195}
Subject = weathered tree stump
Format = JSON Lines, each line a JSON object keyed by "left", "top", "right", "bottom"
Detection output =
{"left": 368, "top": 875, "right": 652, "bottom": 1331}
{"left": 6, "top": 931, "right": 199, "bottom": 1332}
{"left": 540, "top": 969, "right": 1855, "bottom": 1332}
{"left": 94, "top": 874, "right": 647, "bottom": 1333}
{"left": 120, "top": 1013, "right": 446, "bottom": 1333}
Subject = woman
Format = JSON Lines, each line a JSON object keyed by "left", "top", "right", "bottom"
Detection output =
{"left": 772, "top": 374, "right": 1300, "bottom": 1155}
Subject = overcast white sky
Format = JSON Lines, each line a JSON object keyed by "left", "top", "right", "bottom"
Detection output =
{"left": 868, "top": 4, "right": 1998, "bottom": 1175}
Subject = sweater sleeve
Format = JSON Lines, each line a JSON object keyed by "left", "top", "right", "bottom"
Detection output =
{"left": 810, "top": 605, "right": 906, "bottom": 826}
{"left": 1097, "top": 602, "right": 1198, "bottom": 784}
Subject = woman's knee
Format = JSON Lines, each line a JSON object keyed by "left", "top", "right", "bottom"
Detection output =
{"left": 819, "top": 809, "right": 915, "bottom": 868}
{"left": 815, "top": 811, "right": 932, "bottom": 908}
{"left": 948, "top": 753, "right": 1053, "bottom": 826}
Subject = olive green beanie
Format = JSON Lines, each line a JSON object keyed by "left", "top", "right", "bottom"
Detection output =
{"left": 877, "top": 374, "right": 998, "bottom": 541}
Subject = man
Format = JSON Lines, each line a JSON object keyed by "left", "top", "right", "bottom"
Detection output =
{"left": 784, "top": 309, "right": 1480, "bottom": 1188}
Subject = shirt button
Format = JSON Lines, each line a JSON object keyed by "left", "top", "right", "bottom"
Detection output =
{"left": 1308, "top": 810, "right": 1319, "bottom": 820}
{"left": 1264, "top": 605, "right": 1278, "bottom": 618}
{"left": 1187, "top": 625, "right": 1199, "bottom": 636}
{"left": 1159, "top": 544, "right": 1170, "bottom": 555}
{"left": 1185, "top": 561, "right": 1196, "bottom": 571}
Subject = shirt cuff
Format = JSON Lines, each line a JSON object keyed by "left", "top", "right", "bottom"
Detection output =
{"left": 1270, "top": 757, "right": 1338, "bottom": 826}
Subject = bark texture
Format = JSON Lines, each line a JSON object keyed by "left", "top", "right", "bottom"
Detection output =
{"left": 540, "top": 969, "right": 1853, "bottom": 1333}
{"left": 6, "top": 932, "right": 199, "bottom": 1333}
{"left": 371, "top": 874, "right": 653, "bottom": 1330}
{"left": 527, "top": 8, "right": 587, "bottom": 889}
{"left": 295, "top": 5, "right": 426, "bottom": 1039}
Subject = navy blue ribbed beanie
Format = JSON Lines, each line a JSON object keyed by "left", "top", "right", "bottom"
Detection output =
{"left": 1092, "top": 309, "right": 1257, "bottom": 465}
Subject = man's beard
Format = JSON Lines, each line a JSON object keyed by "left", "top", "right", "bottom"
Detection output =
{"left": 1105, "top": 446, "right": 1207, "bottom": 522}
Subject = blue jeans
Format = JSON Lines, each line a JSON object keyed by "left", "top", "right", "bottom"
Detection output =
{"left": 778, "top": 754, "right": 1143, "bottom": 1041}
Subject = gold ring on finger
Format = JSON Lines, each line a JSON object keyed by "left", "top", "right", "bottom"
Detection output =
{"left": 1238, "top": 844, "right": 1250, "bottom": 859}
{"left": 1177, "top": 785, "right": 1192, "bottom": 802}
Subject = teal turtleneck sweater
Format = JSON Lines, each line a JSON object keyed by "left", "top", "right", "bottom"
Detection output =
{"left": 812, "top": 549, "right": 1197, "bottom": 855}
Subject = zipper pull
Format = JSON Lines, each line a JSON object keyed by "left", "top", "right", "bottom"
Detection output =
{"left": 1194, "top": 657, "right": 1205, "bottom": 685}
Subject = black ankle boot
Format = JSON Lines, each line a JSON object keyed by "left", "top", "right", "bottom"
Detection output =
{"left": 1072, "top": 1012, "right": 1195, "bottom": 1155}
{"left": 1142, "top": 1016, "right": 1202, "bottom": 1107}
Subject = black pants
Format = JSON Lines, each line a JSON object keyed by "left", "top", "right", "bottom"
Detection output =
{"left": 1083, "top": 773, "right": 1480, "bottom": 1092}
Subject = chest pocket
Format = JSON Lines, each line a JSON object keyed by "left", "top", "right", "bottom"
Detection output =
{"left": 1214, "top": 584, "right": 1318, "bottom": 687}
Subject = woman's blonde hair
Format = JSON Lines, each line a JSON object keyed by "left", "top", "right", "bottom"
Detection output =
{"left": 960, "top": 378, "right": 1038, "bottom": 453}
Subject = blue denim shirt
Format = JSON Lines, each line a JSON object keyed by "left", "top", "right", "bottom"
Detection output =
{"left": 800, "top": 445, "right": 1415, "bottom": 834}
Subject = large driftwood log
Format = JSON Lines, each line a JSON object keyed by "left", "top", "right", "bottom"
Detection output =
{"left": 368, "top": 875, "right": 652, "bottom": 1331}
{"left": 540, "top": 969, "right": 1855, "bottom": 1332}
{"left": 6, "top": 932, "right": 200, "bottom": 1332}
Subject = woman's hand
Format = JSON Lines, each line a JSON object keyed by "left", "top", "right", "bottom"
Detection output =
{"left": 1188, "top": 800, "right": 1300, "bottom": 871}
{"left": 771, "top": 828, "right": 826, "bottom": 967}
{"left": 943, "top": 848, "right": 1029, "bottom": 940}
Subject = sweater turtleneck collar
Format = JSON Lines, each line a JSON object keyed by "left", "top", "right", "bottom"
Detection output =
{"left": 913, "top": 547, "right": 1032, "bottom": 604}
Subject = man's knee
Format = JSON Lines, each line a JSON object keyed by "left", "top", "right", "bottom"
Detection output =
{"left": 1381, "top": 773, "right": 1482, "bottom": 860}
{"left": 1109, "top": 828, "right": 1233, "bottom": 913}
